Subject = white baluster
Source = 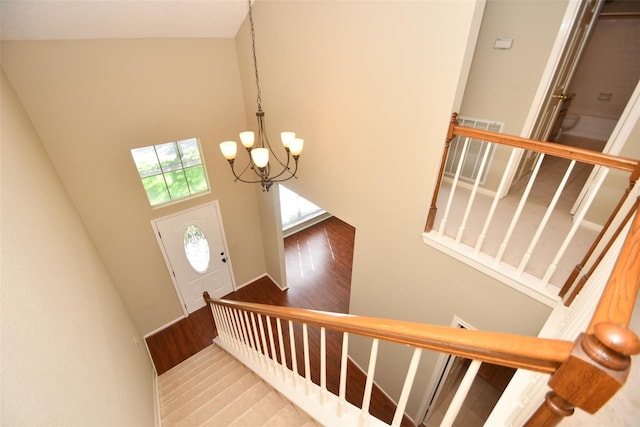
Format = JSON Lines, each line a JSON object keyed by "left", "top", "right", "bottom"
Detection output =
{"left": 475, "top": 148, "right": 521, "bottom": 253}
{"left": 276, "top": 318, "right": 287, "bottom": 381}
{"left": 440, "top": 359, "right": 482, "bottom": 427}
{"left": 495, "top": 153, "right": 545, "bottom": 264}
{"left": 338, "top": 332, "right": 349, "bottom": 417}
{"left": 456, "top": 141, "right": 493, "bottom": 244}
{"left": 359, "top": 338, "right": 379, "bottom": 427}
{"left": 439, "top": 137, "right": 471, "bottom": 237}
{"left": 224, "top": 307, "right": 246, "bottom": 352}
{"left": 320, "top": 327, "right": 327, "bottom": 404}
{"left": 266, "top": 316, "right": 278, "bottom": 373}
{"left": 289, "top": 320, "right": 298, "bottom": 387}
{"left": 303, "top": 324, "right": 312, "bottom": 395}
{"left": 221, "top": 306, "right": 236, "bottom": 345}
{"left": 391, "top": 348, "right": 423, "bottom": 427}
{"left": 518, "top": 160, "right": 575, "bottom": 275}
{"left": 257, "top": 314, "right": 271, "bottom": 371}
{"left": 213, "top": 305, "right": 228, "bottom": 343}
{"left": 543, "top": 168, "right": 610, "bottom": 284}
{"left": 249, "top": 313, "right": 264, "bottom": 367}
{"left": 233, "top": 308, "right": 250, "bottom": 355}
{"left": 242, "top": 311, "right": 257, "bottom": 358}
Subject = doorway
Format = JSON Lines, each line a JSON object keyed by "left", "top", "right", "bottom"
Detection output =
{"left": 509, "top": 0, "right": 640, "bottom": 209}
{"left": 420, "top": 319, "right": 515, "bottom": 426}
{"left": 153, "top": 201, "right": 235, "bottom": 314}
{"left": 279, "top": 184, "right": 330, "bottom": 237}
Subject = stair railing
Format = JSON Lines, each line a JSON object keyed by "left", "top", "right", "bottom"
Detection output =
{"left": 204, "top": 293, "right": 571, "bottom": 426}
{"left": 424, "top": 113, "right": 640, "bottom": 295}
{"left": 204, "top": 203, "right": 639, "bottom": 425}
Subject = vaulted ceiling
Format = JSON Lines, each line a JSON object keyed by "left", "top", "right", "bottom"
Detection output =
{"left": 1, "top": 0, "right": 249, "bottom": 40}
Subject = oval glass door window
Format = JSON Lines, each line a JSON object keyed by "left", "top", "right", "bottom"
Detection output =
{"left": 184, "top": 225, "right": 210, "bottom": 273}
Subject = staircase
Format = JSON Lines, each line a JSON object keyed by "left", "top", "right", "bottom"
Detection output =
{"left": 158, "top": 344, "right": 320, "bottom": 426}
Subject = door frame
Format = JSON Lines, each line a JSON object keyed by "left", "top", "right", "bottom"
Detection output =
{"left": 499, "top": 0, "right": 597, "bottom": 197}
{"left": 415, "top": 316, "right": 476, "bottom": 424}
{"left": 500, "top": 0, "right": 640, "bottom": 201}
{"left": 151, "top": 200, "right": 236, "bottom": 316}
{"left": 571, "top": 81, "right": 640, "bottom": 217}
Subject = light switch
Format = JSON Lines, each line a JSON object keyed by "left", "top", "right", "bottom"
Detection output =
{"left": 494, "top": 38, "right": 513, "bottom": 49}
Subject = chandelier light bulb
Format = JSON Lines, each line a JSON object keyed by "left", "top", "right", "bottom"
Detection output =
{"left": 251, "top": 148, "right": 270, "bottom": 168}
{"left": 281, "top": 132, "right": 295, "bottom": 148}
{"left": 289, "top": 138, "right": 304, "bottom": 156}
{"left": 219, "top": 141, "right": 238, "bottom": 160}
{"left": 239, "top": 131, "right": 255, "bottom": 148}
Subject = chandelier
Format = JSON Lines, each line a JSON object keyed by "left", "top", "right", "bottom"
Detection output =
{"left": 219, "top": 0, "right": 303, "bottom": 192}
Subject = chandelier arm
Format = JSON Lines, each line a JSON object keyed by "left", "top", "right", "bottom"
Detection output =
{"left": 264, "top": 154, "right": 295, "bottom": 181}
{"left": 256, "top": 112, "right": 285, "bottom": 164}
{"left": 270, "top": 158, "right": 300, "bottom": 184}
{"left": 254, "top": 110, "right": 294, "bottom": 178}
{"left": 227, "top": 159, "right": 264, "bottom": 184}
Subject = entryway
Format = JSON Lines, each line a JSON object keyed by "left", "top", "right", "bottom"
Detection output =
{"left": 420, "top": 321, "right": 515, "bottom": 427}
{"left": 153, "top": 201, "right": 235, "bottom": 314}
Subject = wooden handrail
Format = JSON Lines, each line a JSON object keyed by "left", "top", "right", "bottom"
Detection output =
{"left": 424, "top": 113, "right": 640, "bottom": 235}
{"left": 453, "top": 125, "right": 640, "bottom": 174}
{"left": 204, "top": 293, "right": 572, "bottom": 374}
{"left": 563, "top": 197, "right": 640, "bottom": 305}
{"left": 589, "top": 209, "right": 640, "bottom": 332}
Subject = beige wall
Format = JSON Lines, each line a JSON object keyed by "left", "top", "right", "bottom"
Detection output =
{"left": 568, "top": 16, "right": 640, "bottom": 120}
{"left": 1, "top": 39, "right": 268, "bottom": 333}
{"left": 257, "top": 187, "right": 288, "bottom": 288}
{"left": 1, "top": 0, "right": 575, "bottom": 422}
{"left": 238, "top": 1, "right": 553, "bottom": 419}
{"left": 1, "top": 70, "right": 155, "bottom": 424}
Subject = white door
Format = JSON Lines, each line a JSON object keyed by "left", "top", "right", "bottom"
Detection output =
{"left": 153, "top": 201, "right": 235, "bottom": 314}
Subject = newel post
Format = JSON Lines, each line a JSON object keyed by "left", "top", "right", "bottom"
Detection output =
{"left": 525, "top": 322, "right": 640, "bottom": 426}
{"left": 425, "top": 113, "right": 459, "bottom": 232}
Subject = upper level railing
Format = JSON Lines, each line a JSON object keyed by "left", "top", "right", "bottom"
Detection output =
{"left": 204, "top": 200, "right": 640, "bottom": 424}
{"left": 424, "top": 113, "right": 640, "bottom": 302}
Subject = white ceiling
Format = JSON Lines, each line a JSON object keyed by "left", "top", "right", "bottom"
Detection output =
{"left": 0, "top": 0, "right": 249, "bottom": 41}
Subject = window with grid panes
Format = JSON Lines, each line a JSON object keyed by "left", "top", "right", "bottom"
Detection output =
{"left": 131, "top": 138, "right": 209, "bottom": 206}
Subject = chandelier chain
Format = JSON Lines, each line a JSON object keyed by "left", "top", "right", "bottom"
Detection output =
{"left": 248, "top": 0, "right": 262, "bottom": 110}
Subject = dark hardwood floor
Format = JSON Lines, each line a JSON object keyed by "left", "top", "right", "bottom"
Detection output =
{"left": 145, "top": 304, "right": 216, "bottom": 375}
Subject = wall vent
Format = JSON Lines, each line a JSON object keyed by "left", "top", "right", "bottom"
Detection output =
{"left": 444, "top": 117, "right": 504, "bottom": 184}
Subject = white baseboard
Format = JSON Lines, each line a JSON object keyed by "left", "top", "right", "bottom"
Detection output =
{"left": 152, "top": 369, "right": 161, "bottom": 427}
{"left": 580, "top": 218, "right": 604, "bottom": 232}
{"left": 283, "top": 212, "right": 332, "bottom": 238}
{"left": 144, "top": 314, "right": 187, "bottom": 339}
{"left": 233, "top": 273, "right": 287, "bottom": 291}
